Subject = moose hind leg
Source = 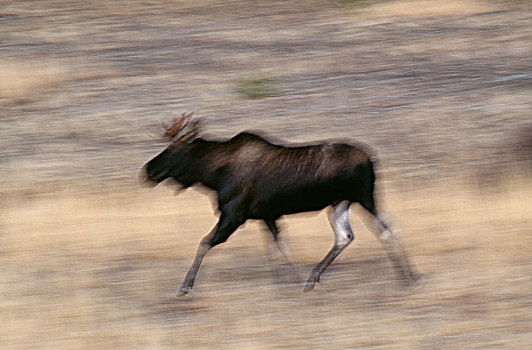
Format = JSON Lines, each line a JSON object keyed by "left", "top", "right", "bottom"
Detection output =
{"left": 372, "top": 214, "right": 421, "bottom": 283}
{"left": 264, "top": 219, "right": 293, "bottom": 265}
{"left": 178, "top": 213, "right": 242, "bottom": 297}
{"left": 304, "top": 200, "right": 354, "bottom": 292}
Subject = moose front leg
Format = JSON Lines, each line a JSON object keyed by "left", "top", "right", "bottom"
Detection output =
{"left": 178, "top": 213, "right": 242, "bottom": 297}
{"left": 178, "top": 234, "right": 212, "bottom": 297}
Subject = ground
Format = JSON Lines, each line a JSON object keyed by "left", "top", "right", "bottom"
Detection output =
{"left": 1, "top": 1, "right": 530, "bottom": 349}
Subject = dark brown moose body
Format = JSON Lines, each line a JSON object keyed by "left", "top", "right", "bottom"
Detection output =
{"left": 143, "top": 114, "right": 420, "bottom": 296}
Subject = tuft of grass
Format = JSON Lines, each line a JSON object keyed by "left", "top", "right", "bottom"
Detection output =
{"left": 234, "top": 77, "right": 280, "bottom": 99}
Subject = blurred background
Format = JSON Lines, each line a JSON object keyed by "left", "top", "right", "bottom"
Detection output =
{"left": 1, "top": 1, "right": 530, "bottom": 348}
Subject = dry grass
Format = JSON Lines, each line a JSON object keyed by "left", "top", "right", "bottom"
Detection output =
{"left": 1, "top": 181, "right": 531, "bottom": 349}
{"left": 361, "top": 0, "right": 497, "bottom": 18}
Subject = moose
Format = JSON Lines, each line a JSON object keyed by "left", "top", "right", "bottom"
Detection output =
{"left": 143, "top": 113, "right": 420, "bottom": 296}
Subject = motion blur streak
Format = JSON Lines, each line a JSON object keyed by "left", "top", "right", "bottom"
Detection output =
{"left": 1, "top": 1, "right": 530, "bottom": 349}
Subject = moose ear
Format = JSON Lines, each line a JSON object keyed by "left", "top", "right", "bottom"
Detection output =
{"left": 181, "top": 119, "right": 201, "bottom": 143}
{"left": 190, "top": 119, "right": 201, "bottom": 134}
{"left": 162, "top": 112, "right": 194, "bottom": 140}
{"left": 181, "top": 111, "right": 194, "bottom": 127}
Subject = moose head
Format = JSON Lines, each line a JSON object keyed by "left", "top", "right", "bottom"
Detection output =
{"left": 143, "top": 112, "right": 202, "bottom": 187}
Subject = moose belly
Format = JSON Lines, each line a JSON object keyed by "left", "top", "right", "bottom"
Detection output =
{"left": 249, "top": 184, "right": 347, "bottom": 219}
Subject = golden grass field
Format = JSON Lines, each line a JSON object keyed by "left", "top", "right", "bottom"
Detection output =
{"left": 1, "top": 0, "right": 530, "bottom": 348}
{"left": 2, "top": 181, "right": 531, "bottom": 349}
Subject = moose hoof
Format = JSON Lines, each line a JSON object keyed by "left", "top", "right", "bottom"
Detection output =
{"left": 412, "top": 272, "right": 424, "bottom": 282}
{"left": 397, "top": 271, "right": 423, "bottom": 286}
{"left": 406, "top": 272, "right": 424, "bottom": 286}
{"left": 303, "top": 283, "right": 315, "bottom": 292}
{"left": 177, "top": 287, "right": 190, "bottom": 298}
{"left": 303, "top": 275, "right": 319, "bottom": 292}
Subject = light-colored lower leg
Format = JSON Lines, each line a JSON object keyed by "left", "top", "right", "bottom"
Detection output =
{"left": 374, "top": 215, "right": 419, "bottom": 282}
{"left": 178, "top": 235, "right": 212, "bottom": 296}
{"left": 304, "top": 201, "right": 354, "bottom": 291}
{"left": 330, "top": 201, "right": 355, "bottom": 247}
